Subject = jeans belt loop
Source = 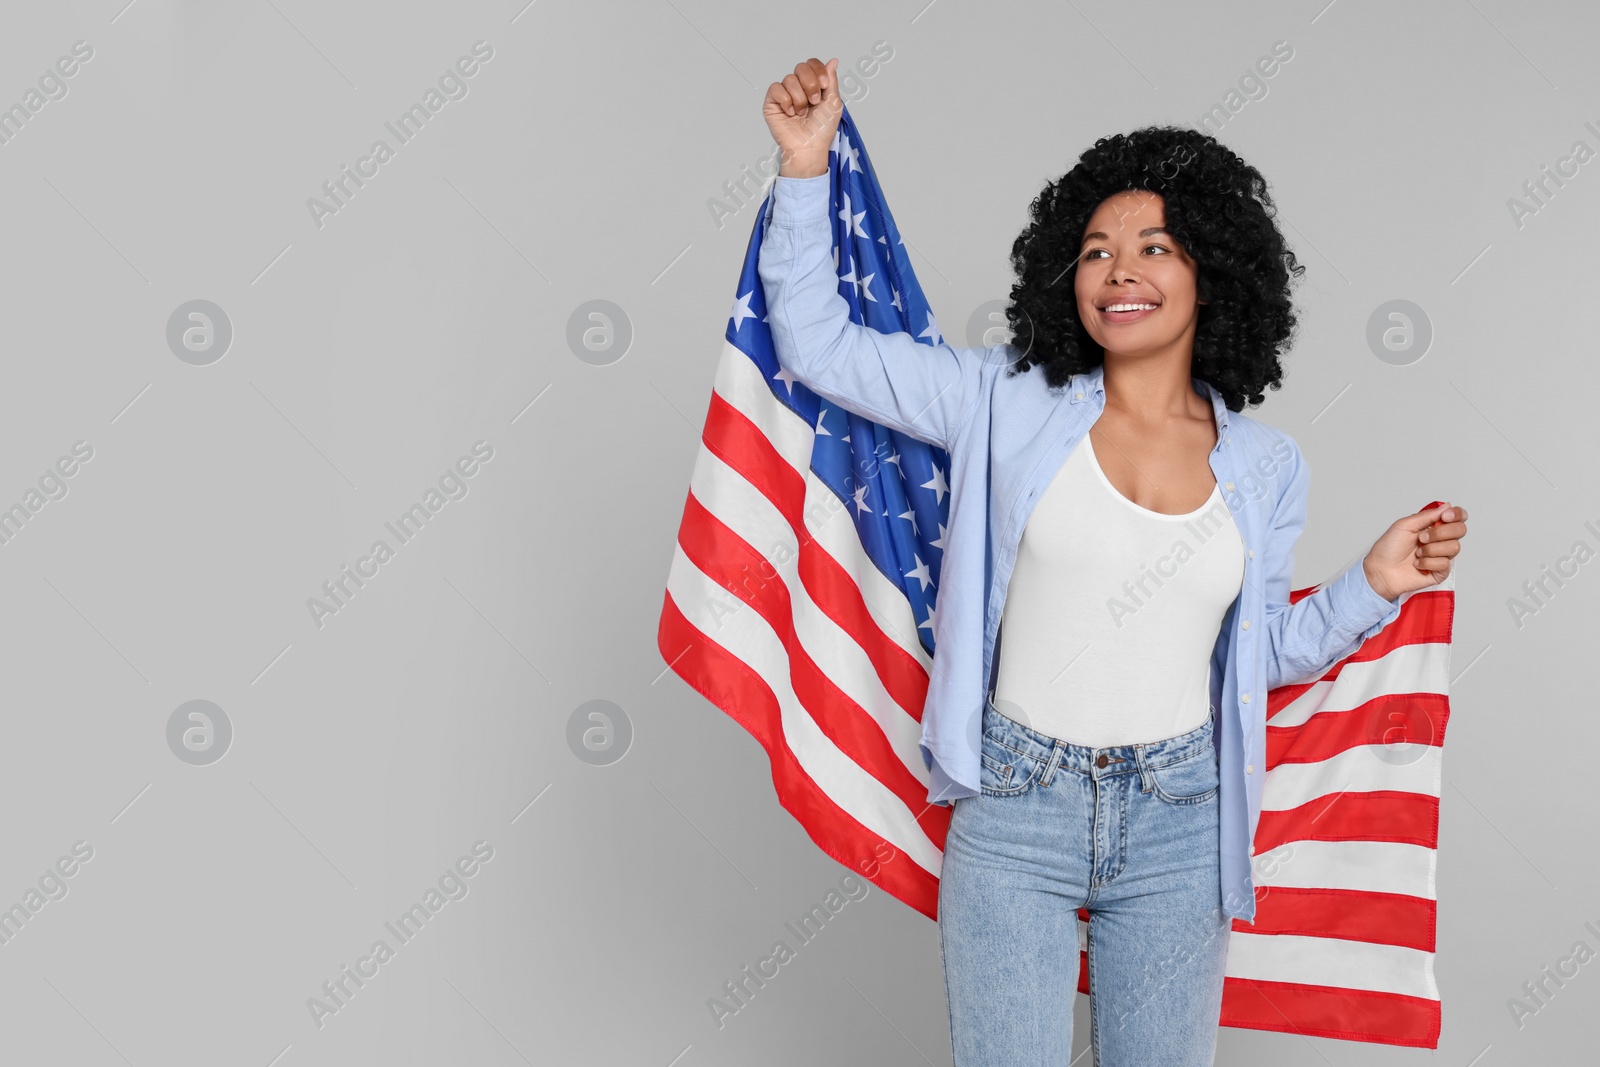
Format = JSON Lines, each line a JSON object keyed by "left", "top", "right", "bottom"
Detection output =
{"left": 1133, "top": 745, "right": 1153, "bottom": 793}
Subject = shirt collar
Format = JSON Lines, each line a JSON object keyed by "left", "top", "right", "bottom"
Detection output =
{"left": 1068, "top": 362, "right": 1232, "bottom": 438}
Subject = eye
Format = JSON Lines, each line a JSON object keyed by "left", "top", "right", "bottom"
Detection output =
{"left": 1083, "top": 244, "right": 1171, "bottom": 260}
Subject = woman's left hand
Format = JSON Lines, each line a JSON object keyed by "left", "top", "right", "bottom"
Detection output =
{"left": 1363, "top": 502, "right": 1469, "bottom": 602}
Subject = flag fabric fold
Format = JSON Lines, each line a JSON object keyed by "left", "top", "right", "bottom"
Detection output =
{"left": 658, "top": 106, "right": 1453, "bottom": 1049}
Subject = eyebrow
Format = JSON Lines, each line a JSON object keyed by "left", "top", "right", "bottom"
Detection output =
{"left": 1080, "top": 226, "right": 1169, "bottom": 246}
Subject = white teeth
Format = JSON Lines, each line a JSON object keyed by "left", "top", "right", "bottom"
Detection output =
{"left": 1104, "top": 303, "right": 1157, "bottom": 312}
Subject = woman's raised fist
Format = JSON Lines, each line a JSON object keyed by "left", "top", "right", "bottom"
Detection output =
{"left": 763, "top": 57, "right": 842, "bottom": 178}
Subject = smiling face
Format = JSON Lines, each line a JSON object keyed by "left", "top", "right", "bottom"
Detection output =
{"left": 1074, "top": 190, "right": 1205, "bottom": 365}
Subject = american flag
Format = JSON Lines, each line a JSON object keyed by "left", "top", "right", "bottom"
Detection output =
{"left": 658, "top": 106, "right": 1453, "bottom": 1049}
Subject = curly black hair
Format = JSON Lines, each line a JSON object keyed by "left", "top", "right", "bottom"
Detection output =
{"left": 1002, "top": 125, "right": 1304, "bottom": 412}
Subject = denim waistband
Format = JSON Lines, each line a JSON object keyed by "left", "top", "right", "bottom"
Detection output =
{"left": 983, "top": 691, "right": 1216, "bottom": 780}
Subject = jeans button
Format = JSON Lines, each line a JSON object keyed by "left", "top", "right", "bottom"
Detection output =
{"left": 1095, "top": 754, "right": 1108, "bottom": 768}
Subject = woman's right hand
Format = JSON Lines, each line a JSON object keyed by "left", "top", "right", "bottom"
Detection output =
{"left": 763, "top": 57, "right": 842, "bottom": 179}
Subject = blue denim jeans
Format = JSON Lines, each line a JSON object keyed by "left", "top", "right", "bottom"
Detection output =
{"left": 937, "top": 695, "right": 1232, "bottom": 1066}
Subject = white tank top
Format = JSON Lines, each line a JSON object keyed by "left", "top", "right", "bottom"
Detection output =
{"left": 991, "top": 431, "right": 1245, "bottom": 747}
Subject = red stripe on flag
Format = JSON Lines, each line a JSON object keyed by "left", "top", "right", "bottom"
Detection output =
{"left": 673, "top": 490, "right": 938, "bottom": 820}
{"left": 657, "top": 590, "right": 946, "bottom": 917}
{"left": 702, "top": 394, "right": 932, "bottom": 719}
{"left": 1266, "top": 692, "right": 1450, "bottom": 766}
{"left": 1268, "top": 589, "right": 1456, "bottom": 718}
{"left": 1255, "top": 789, "right": 1441, "bottom": 852}
{"left": 1241, "top": 886, "right": 1437, "bottom": 952}
{"left": 1217, "top": 976, "right": 1441, "bottom": 1048}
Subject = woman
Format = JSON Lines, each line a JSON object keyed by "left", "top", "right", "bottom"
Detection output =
{"left": 758, "top": 57, "right": 1467, "bottom": 1066}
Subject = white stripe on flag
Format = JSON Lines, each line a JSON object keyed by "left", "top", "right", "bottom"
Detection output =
{"left": 1225, "top": 930, "right": 1440, "bottom": 1000}
{"left": 718, "top": 343, "right": 934, "bottom": 674}
{"left": 687, "top": 445, "right": 930, "bottom": 782}
{"left": 713, "top": 339, "right": 814, "bottom": 475}
{"left": 1251, "top": 839, "right": 1437, "bottom": 899}
{"left": 1272, "top": 641, "right": 1450, "bottom": 728}
{"left": 665, "top": 547, "right": 945, "bottom": 879}
{"left": 1262, "top": 744, "right": 1443, "bottom": 811}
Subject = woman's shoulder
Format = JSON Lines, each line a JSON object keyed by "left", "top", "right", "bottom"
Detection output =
{"left": 1222, "top": 404, "right": 1300, "bottom": 462}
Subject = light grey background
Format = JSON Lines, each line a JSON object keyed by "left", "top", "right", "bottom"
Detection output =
{"left": 0, "top": 0, "right": 1591, "bottom": 1064}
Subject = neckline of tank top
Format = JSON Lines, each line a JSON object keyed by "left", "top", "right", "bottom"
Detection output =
{"left": 1081, "top": 432, "right": 1222, "bottom": 522}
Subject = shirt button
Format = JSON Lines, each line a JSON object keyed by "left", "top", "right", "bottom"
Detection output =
{"left": 1225, "top": 482, "right": 1234, "bottom": 490}
{"left": 1248, "top": 549, "right": 1254, "bottom": 559}
{"left": 1075, "top": 392, "right": 1084, "bottom": 399}
{"left": 1241, "top": 692, "right": 1250, "bottom": 703}
{"left": 1246, "top": 764, "right": 1255, "bottom": 774}
{"left": 1241, "top": 620, "right": 1249, "bottom": 630}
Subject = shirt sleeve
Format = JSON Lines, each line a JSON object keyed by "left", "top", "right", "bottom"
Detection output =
{"left": 1262, "top": 437, "right": 1404, "bottom": 690}
{"left": 756, "top": 172, "right": 990, "bottom": 452}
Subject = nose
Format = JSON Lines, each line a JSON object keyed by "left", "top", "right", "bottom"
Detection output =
{"left": 1101, "top": 254, "right": 1140, "bottom": 284}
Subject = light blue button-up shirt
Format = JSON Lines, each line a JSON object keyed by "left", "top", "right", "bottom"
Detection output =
{"left": 757, "top": 171, "right": 1402, "bottom": 923}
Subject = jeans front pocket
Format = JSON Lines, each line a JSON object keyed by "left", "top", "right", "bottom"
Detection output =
{"left": 1147, "top": 747, "right": 1219, "bottom": 806}
{"left": 978, "top": 731, "right": 1042, "bottom": 797}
